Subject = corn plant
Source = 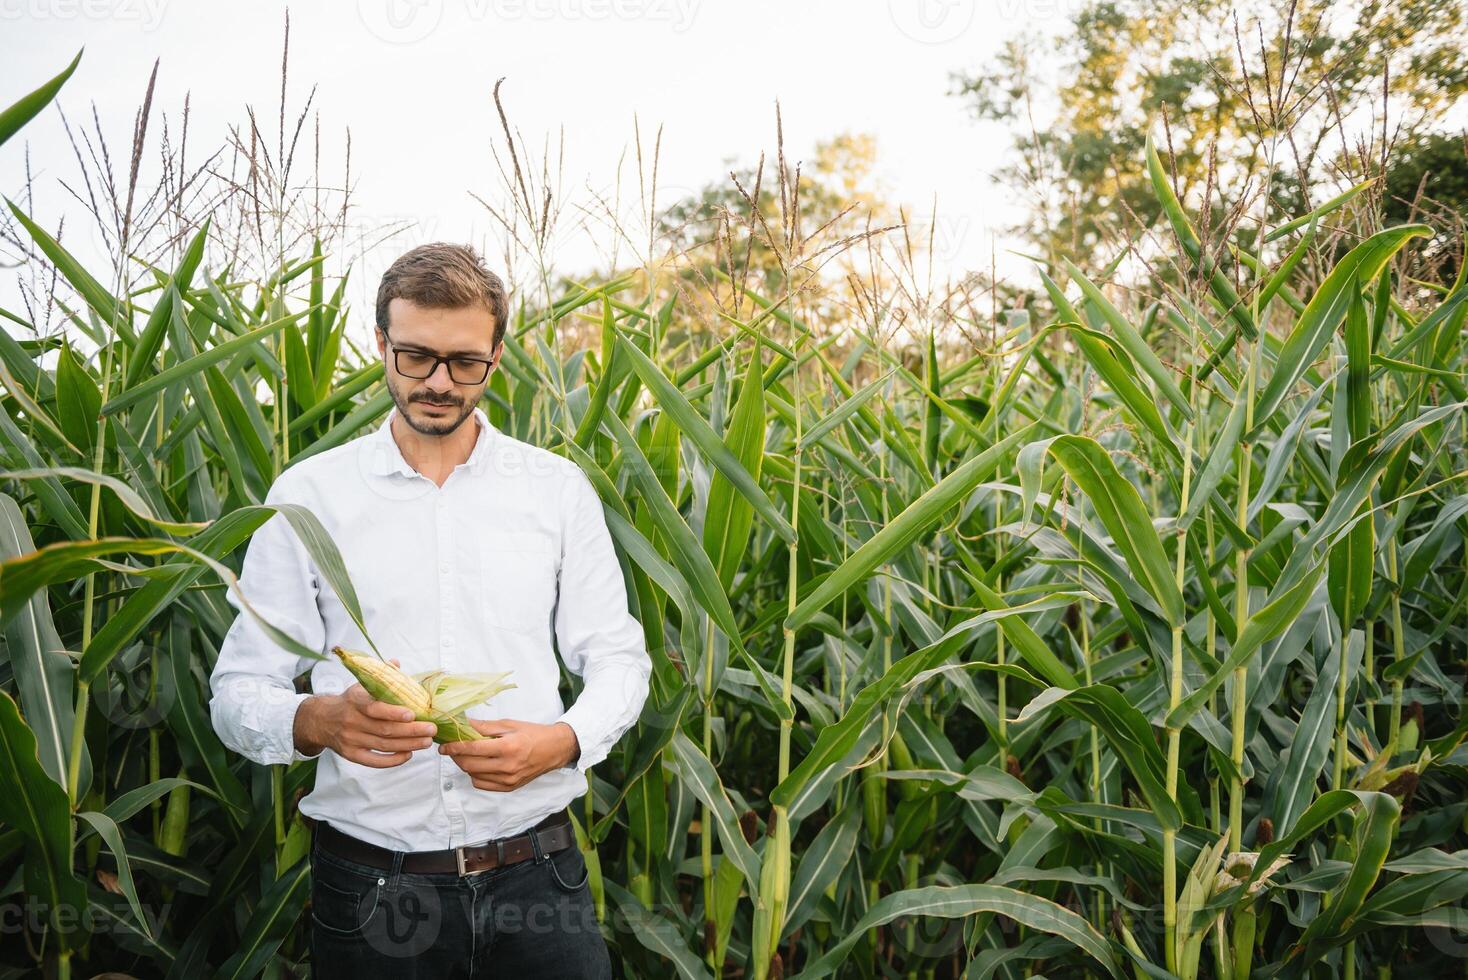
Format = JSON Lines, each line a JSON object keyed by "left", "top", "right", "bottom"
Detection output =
{"left": 2, "top": 42, "right": 1467, "bottom": 980}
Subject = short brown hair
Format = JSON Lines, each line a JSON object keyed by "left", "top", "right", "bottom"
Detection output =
{"left": 375, "top": 243, "right": 510, "bottom": 349}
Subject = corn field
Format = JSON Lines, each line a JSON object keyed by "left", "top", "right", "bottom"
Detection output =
{"left": 2, "top": 44, "right": 1467, "bottom": 980}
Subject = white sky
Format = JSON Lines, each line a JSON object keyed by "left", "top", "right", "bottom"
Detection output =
{"left": 0, "top": 0, "right": 1079, "bottom": 332}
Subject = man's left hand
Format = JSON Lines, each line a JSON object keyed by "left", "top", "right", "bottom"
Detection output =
{"left": 438, "top": 719, "right": 580, "bottom": 791}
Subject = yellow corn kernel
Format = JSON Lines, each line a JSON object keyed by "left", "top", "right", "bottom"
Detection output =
{"left": 332, "top": 645, "right": 432, "bottom": 715}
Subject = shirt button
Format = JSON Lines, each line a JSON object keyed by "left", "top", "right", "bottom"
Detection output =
{"left": 443, "top": 780, "right": 453, "bottom": 791}
{"left": 439, "top": 562, "right": 450, "bottom": 573}
{"left": 443, "top": 637, "right": 455, "bottom": 646}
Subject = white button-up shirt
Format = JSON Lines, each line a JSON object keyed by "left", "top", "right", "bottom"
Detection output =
{"left": 208, "top": 403, "right": 651, "bottom": 851}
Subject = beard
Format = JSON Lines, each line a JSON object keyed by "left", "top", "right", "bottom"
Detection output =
{"left": 387, "top": 376, "right": 475, "bottom": 436}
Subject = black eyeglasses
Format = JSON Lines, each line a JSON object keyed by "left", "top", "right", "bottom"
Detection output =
{"left": 382, "top": 334, "right": 496, "bottom": 385}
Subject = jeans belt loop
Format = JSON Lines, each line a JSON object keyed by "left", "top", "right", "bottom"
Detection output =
{"left": 387, "top": 847, "right": 404, "bottom": 893}
{"left": 530, "top": 825, "right": 547, "bottom": 864}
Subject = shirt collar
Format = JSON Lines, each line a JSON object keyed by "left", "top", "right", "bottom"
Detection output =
{"left": 368, "top": 403, "right": 497, "bottom": 478}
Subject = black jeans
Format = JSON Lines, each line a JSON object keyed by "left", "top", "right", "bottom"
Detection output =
{"left": 307, "top": 825, "right": 612, "bottom": 979}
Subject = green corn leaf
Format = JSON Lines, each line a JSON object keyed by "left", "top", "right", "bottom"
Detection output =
{"left": 603, "top": 410, "right": 791, "bottom": 720}
{"left": 6, "top": 197, "right": 131, "bottom": 340}
{"left": 101, "top": 290, "right": 309, "bottom": 416}
{"left": 0, "top": 466, "right": 210, "bottom": 536}
{"left": 1045, "top": 434, "right": 1185, "bottom": 627}
{"left": 669, "top": 732, "right": 762, "bottom": 889}
{"left": 53, "top": 339, "right": 101, "bottom": 457}
{"left": 618, "top": 335, "right": 795, "bottom": 543}
{"left": 215, "top": 857, "right": 310, "bottom": 980}
{"left": 1144, "top": 134, "right": 1256, "bottom": 341}
{"left": 1063, "top": 259, "right": 1191, "bottom": 417}
{"left": 1166, "top": 561, "right": 1327, "bottom": 729}
{"left": 0, "top": 493, "right": 90, "bottom": 793}
{"left": 0, "top": 49, "right": 81, "bottom": 148}
{"left": 786, "top": 424, "right": 1034, "bottom": 630}
{"left": 126, "top": 219, "right": 211, "bottom": 390}
{"left": 75, "top": 810, "right": 151, "bottom": 939}
{"left": 1253, "top": 225, "right": 1432, "bottom": 430}
{"left": 0, "top": 691, "right": 88, "bottom": 950}
{"left": 1263, "top": 178, "right": 1375, "bottom": 243}
{"left": 1292, "top": 791, "right": 1401, "bottom": 967}
{"left": 791, "top": 883, "right": 1120, "bottom": 979}
{"left": 704, "top": 342, "right": 768, "bottom": 590}
{"left": 1012, "top": 683, "right": 1186, "bottom": 832}
{"left": 605, "top": 879, "right": 714, "bottom": 980}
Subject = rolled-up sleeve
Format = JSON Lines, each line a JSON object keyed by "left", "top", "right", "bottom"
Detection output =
{"left": 208, "top": 475, "right": 326, "bottom": 766}
{"left": 553, "top": 464, "right": 652, "bottom": 774}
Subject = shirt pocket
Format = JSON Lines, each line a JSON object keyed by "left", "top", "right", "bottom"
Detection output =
{"left": 478, "top": 529, "right": 558, "bottom": 635}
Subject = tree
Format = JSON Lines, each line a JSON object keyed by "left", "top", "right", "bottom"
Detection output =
{"left": 952, "top": 0, "right": 1468, "bottom": 271}
{"left": 1384, "top": 131, "right": 1468, "bottom": 281}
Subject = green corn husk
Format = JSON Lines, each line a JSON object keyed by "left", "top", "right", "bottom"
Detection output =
{"left": 332, "top": 645, "right": 516, "bottom": 743}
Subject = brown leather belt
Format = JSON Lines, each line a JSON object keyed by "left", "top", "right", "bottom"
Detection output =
{"left": 314, "top": 809, "right": 576, "bottom": 877}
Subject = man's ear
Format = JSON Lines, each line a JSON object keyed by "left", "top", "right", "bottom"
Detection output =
{"left": 374, "top": 326, "right": 387, "bottom": 358}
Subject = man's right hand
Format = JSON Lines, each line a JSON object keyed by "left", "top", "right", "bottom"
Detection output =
{"left": 293, "top": 679, "right": 438, "bottom": 767}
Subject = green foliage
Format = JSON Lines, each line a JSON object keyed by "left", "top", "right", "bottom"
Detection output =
{"left": 953, "top": 0, "right": 1468, "bottom": 269}
{"left": 3, "top": 44, "right": 1468, "bottom": 980}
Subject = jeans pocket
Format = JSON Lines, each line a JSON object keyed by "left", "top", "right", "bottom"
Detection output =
{"left": 545, "top": 846, "right": 591, "bottom": 894}
{"left": 310, "top": 857, "right": 384, "bottom": 936}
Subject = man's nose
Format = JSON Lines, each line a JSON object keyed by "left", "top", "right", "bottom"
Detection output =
{"left": 423, "top": 361, "right": 456, "bottom": 391}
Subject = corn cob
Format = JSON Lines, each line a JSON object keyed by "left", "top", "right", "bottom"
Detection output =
{"left": 334, "top": 646, "right": 432, "bottom": 713}
{"left": 332, "top": 645, "right": 515, "bottom": 743}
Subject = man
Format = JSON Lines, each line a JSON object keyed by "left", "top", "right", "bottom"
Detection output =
{"left": 209, "top": 242, "right": 649, "bottom": 978}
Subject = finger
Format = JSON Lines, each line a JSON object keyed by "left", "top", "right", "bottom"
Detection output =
{"left": 356, "top": 735, "right": 436, "bottom": 753}
{"left": 345, "top": 722, "right": 435, "bottom": 746}
{"left": 470, "top": 776, "right": 523, "bottom": 792}
{"left": 342, "top": 748, "right": 412, "bottom": 768}
{"left": 446, "top": 754, "right": 516, "bottom": 776}
{"left": 442, "top": 747, "right": 515, "bottom": 770}
{"left": 360, "top": 719, "right": 439, "bottom": 740}
{"left": 439, "top": 736, "right": 510, "bottom": 758}
{"left": 469, "top": 719, "right": 518, "bottom": 737}
{"left": 361, "top": 699, "right": 418, "bottom": 723}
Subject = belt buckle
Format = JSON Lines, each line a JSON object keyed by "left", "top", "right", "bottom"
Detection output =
{"left": 455, "top": 839, "right": 505, "bottom": 877}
